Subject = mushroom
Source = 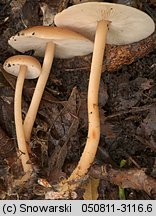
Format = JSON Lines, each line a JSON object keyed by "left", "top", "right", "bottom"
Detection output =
{"left": 8, "top": 26, "right": 93, "bottom": 142}
{"left": 3, "top": 55, "right": 41, "bottom": 175}
{"left": 54, "top": 3, "right": 155, "bottom": 187}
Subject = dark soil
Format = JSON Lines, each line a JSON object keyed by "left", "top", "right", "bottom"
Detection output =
{"left": 0, "top": 0, "right": 156, "bottom": 200}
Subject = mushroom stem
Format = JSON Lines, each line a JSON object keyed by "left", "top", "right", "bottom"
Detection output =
{"left": 15, "top": 65, "right": 33, "bottom": 173}
{"left": 67, "top": 20, "right": 109, "bottom": 183}
{"left": 23, "top": 42, "right": 55, "bottom": 142}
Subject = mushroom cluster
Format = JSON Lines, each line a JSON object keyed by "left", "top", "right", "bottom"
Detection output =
{"left": 2, "top": 2, "right": 155, "bottom": 192}
{"left": 3, "top": 26, "right": 93, "bottom": 182}
{"left": 8, "top": 26, "right": 93, "bottom": 142}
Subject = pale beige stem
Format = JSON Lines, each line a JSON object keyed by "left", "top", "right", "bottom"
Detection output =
{"left": 67, "top": 20, "right": 109, "bottom": 184}
{"left": 15, "top": 65, "right": 33, "bottom": 173}
{"left": 23, "top": 42, "right": 55, "bottom": 142}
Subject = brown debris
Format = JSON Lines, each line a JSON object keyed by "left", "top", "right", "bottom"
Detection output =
{"left": 0, "top": 87, "right": 14, "bottom": 136}
{"left": 110, "top": 77, "right": 154, "bottom": 111}
{"left": 45, "top": 164, "right": 156, "bottom": 199}
{"left": 105, "top": 32, "right": 156, "bottom": 72}
{"left": 58, "top": 0, "right": 70, "bottom": 12}
{"left": 0, "top": 127, "right": 15, "bottom": 157}
{"left": 46, "top": 87, "right": 81, "bottom": 183}
{"left": 90, "top": 165, "right": 156, "bottom": 198}
{"left": 136, "top": 106, "right": 156, "bottom": 151}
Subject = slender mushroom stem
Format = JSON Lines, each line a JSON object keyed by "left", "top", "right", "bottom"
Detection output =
{"left": 66, "top": 20, "right": 109, "bottom": 186}
{"left": 23, "top": 42, "right": 55, "bottom": 142}
{"left": 15, "top": 65, "right": 33, "bottom": 173}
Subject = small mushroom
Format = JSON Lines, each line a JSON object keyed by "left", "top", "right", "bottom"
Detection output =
{"left": 54, "top": 3, "right": 155, "bottom": 188}
{"left": 8, "top": 26, "right": 93, "bottom": 142}
{"left": 3, "top": 55, "right": 41, "bottom": 175}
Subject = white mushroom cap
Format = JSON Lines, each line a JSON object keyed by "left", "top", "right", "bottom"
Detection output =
{"left": 54, "top": 2, "right": 155, "bottom": 45}
{"left": 8, "top": 26, "right": 93, "bottom": 58}
{"left": 3, "top": 55, "right": 41, "bottom": 79}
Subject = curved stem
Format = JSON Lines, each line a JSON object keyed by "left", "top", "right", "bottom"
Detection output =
{"left": 23, "top": 42, "right": 55, "bottom": 142}
{"left": 15, "top": 65, "right": 33, "bottom": 173}
{"left": 67, "top": 20, "right": 109, "bottom": 185}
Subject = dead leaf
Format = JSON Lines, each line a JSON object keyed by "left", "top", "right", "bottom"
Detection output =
{"left": 112, "top": 77, "right": 154, "bottom": 111}
{"left": 136, "top": 106, "right": 156, "bottom": 150}
{"left": 48, "top": 144, "right": 67, "bottom": 184}
{"left": 0, "top": 87, "right": 14, "bottom": 136}
{"left": 83, "top": 177, "right": 100, "bottom": 200}
{"left": 90, "top": 165, "right": 156, "bottom": 198}
{"left": 40, "top": 3, "right": 56, "bottom": 26}
{"left": 1, "top": 66, "right": 16, "bottom": 89}
{"left": 10, "top": 0, "right": 26, "bottom": 13}
{"left": 21, "top": 0, "right": 41, "bottom": 27}
{"left": 140, "top": 79, "right": 153, "bottom": 90}
{"left": 0, "top": 127, "right": 15, "bottom": 157}
{"left": 0, "top": 64, "right": 10, "bottom": 88}
{"left": 47, "top": 87, "right": 81, "bottom": 183}
{"left": 58, "top": 0, "right": 70, "bottom": 12}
